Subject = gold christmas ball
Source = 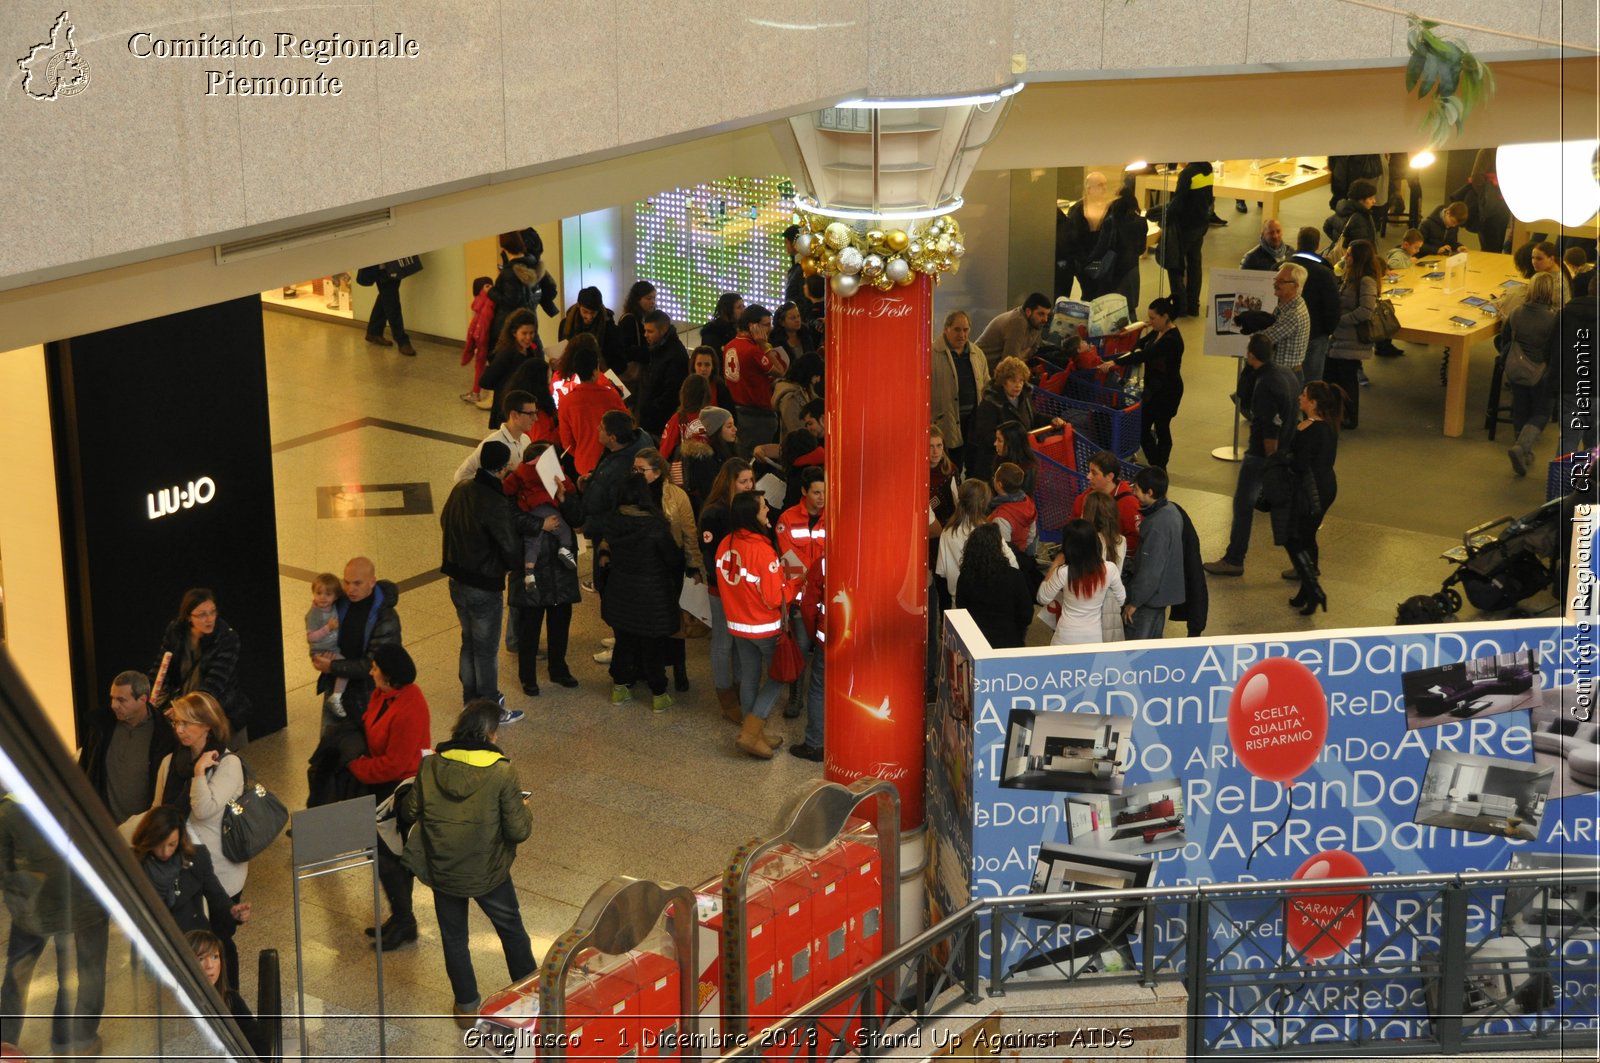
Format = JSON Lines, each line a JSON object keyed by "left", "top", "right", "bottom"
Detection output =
{"left": 885, "top": 229, "right": 909, "bottom": 252}
{"left": 908, "top": 242, "right": 922, "bottom": 257}
{"left": 866, "top": 229, "right": 886, "bottom": 248}
{"left": 895, "top": 270, "right": 916, "bottom": 286}
{"left": 823, "top": 222, "right": 851, "bottom": 250}
{"left": 935, "top": 236, "right": 952, "bottom": 254}
{"left": 801, "top": 258, "right": 819, "bottom": 276}
{"left": 873, "top": 275, "right": 894, "bottom": 290}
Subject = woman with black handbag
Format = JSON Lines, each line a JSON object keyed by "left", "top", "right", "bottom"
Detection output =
{"left": 1326, "top": 240, "right": 1380, "bottom": 429}
{"left": 1279, "top": 382, "right": 1345, "bottom": 616}
{"left": 142, "top": 691, "right": 246, "bottom": 986}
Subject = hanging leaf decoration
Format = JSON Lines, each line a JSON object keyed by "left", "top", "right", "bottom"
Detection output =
{"left": 1405, "top": 15, "right": 1495, "bottom": 146}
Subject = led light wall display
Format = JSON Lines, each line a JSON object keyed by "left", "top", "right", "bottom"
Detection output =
{"left": 635, "top": 176, "right": 795, "bottom": 325}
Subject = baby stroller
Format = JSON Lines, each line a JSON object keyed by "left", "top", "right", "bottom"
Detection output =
{"left": 1397, "top": 494, "right": 1575, "bottom": 623}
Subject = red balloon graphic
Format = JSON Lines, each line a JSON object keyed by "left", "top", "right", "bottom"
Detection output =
{"left": 1226, "top": 658, "right": 1328, "bottom": 781}
{"left": 1285, "top": 850, "right": 1368, "bottom": 961}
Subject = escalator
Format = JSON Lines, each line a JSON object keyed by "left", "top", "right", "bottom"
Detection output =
{"left": 0, "top": 650, "right": 277, "bottom": 1061}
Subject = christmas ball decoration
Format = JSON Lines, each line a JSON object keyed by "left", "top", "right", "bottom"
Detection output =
{"left": 795, "top": 232, "right": 814, "bottom": 256}
{"left": 823, "top": 223, "right": 851, "bottom": 250}
{"left": 837, "top": 246, "right": 864, "bottom": 275}
{"left": 885, "top": 258, "right": 911, "bottom": 284}
{"left": 830, "top": 272, "right": 861, "bottom": 297}
{"left": 862, "top": 254, "right": 885, "bottom": 278}
{"left": 885, "top": 229, "right": 910, "bottom": 252}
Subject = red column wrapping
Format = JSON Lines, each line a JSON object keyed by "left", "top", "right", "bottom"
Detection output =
{"left": 822, "top": 274, "right": 931, "bottom": 830}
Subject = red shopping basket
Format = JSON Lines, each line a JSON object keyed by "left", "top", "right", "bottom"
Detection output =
{"left": 1031, "top": 426, "right": 1085, "bottom": 544}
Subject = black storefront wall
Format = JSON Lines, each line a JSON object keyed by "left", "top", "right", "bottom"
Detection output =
{"left": 50, "top": 296, "right": 286, "bottom": 745}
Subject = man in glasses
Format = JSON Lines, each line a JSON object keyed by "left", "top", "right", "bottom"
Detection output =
{"left": 455, "top": 389, "right": 541, "bottom": 482}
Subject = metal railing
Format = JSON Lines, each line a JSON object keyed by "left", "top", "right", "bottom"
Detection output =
{"left": 714, "top": 866, "right": 1600, "bottom": 1060}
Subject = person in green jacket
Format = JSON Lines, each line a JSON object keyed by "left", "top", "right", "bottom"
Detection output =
{"left": 401, "top": 701, "right": 535, "bottom": 1028}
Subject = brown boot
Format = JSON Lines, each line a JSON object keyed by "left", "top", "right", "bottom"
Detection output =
{"left": 715, "top": 686, "right": 743, "bottom": 724}
{"left": 763, "top": 723, "right": 785, "bottom": 753}
{"left": 736, "top": 714, "right": 775, "bottom": 759}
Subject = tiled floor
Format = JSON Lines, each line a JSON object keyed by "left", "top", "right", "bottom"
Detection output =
{"left": 225, "top": 178, "right": 1562, "bottom": 1058}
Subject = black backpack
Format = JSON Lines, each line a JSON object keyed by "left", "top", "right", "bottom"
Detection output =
{"left": 1321, "top": 211, "right": 1345, "bottom": 243}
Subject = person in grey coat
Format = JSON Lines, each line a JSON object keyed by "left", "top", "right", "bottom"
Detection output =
{"left": 1121, "top": 466, "right": 1185, "bottom": 641}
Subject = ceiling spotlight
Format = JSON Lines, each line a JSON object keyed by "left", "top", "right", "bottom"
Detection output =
{"left": 1409, "top": 151, "right": 1436, "bottom": 169}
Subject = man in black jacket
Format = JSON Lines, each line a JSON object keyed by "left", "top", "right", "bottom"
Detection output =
{"left": 1205, "top": 334, "right": 1300, "bottom": 577}
{"left": 636, "top": 310, "right": 689, "bottom": 437}
{"left": 1419, "top": 201, "right": 1468, "bottom": 256}
{"left": 311, "top": 557, "right": 403, "bottom": 733}
{"left": 78, "top": 670, "right": 175, "bottom": 824}
{"left": 1239, "top": 220, "right": 1287, "bottom": 273}
{"left": 441, "top": 440, "right": 522, "bottom": 721}
{"left": 1291, "top": 228, "right": 1341, "bottom": 383}
{"left": 1165, "top": 161, "right": 1215, "bottom": 318}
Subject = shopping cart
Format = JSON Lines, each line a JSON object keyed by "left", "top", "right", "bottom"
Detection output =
{"left": 1030, "top": 426, "right": 1084, "bottom": 544}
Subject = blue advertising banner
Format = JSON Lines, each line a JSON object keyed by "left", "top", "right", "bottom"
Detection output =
{"left": 927, "top": 613, "right": 1599, "bottom": 1045}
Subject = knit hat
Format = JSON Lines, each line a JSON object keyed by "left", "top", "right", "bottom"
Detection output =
{"left": 371, "top": 643, "right": 417, "bottom": 688}
{"left": 696, "top": 406, "right": 733, "bottom": 440}
{"left": 577, "top": 286, "right": 603, "bottom": 312}
{"left": 479, "top": 440, "right": 512, "bottom": 473}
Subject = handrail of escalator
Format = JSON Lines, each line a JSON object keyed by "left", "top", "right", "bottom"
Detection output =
{"left": 258, "top": 948, "right": 282, "bottom": 1062}
{"left": 0, "top": 649, "right": 260, "bottom": 1061}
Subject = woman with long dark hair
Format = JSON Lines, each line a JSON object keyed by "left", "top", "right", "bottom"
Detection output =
{"left": 597, "top": 474, "right": 683, "bottom": 710}
{"left": 771, "top": 301, "right": 816, "bottom": 361}
{"left": 1120, "top": 296, "right": 1185, "bottom": 468}
{"left": 661, "top": 373, "right": 712, "bottom": 464}
{"left": 701, "top": 293, "right": 744, "bottom": 354}
{"left": 697, "top": 457, "right": 758, "bottom": 721}
{"left": 1283, "top": 381, "right": 1345, "bottom": 615}
{"left": 1037, "top": 519, "right": 1125, "bottom": 646}
{"left": 716, "top": 492, "right": 793, "bottom": 759}
{"left": 1326, "top": 239, "right": 1380, "bottom": 429}
{"left": 187, "top": 930, "right": 269, "bottom": 1060}
{"left": 690, "top": 344, "right": 736, "bottom": 412}
{"left": 635, "top": 447, "right": 700, "bottom": 692}
{"left": 150, "top": 588, "right": 251, "bottom": 741}
{"left": 994, "top": 421, "right": 1040, "bottom": 497}
{"left": 955, "top": 524, "right": 1034, "bottom": 649}
{"left": 477, "top": 308, "right": 545, "bottom": 430}
{"left": 616, "top": 281, "right": 658, "bottom": 388}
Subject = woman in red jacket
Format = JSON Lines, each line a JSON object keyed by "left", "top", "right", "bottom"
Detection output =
{"left": 345, "top": 643, "right": 431, "bottom": 951}
{"left": 716, "top": 492, "right": 796, "bottom": 759}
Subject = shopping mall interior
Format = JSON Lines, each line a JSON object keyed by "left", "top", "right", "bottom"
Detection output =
{"left": 0, "top": 2, "right": 1596, "bottom": 1059}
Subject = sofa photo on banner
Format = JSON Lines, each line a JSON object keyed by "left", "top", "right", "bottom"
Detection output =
{"left": 1528, "top": 683, "right": 1600, "bottom": 799}
{"left": 1413, "top": 750, "right": 1554, "bottom": 841}
{"left": 1402, "top": 648, "right": 1542, "bottom": 728}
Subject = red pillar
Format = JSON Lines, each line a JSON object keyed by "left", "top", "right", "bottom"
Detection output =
{"left": 822, "top": 275, "right": 931, "bottom": 830}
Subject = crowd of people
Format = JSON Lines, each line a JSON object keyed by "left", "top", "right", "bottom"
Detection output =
{"left": 14, "top": 196, "right": 1591, "bottom": 1052}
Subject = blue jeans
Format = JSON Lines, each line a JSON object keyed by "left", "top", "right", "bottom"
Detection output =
{"left": 1126, "top": 605, "right": 1167, "bottom": 641}
{"left": 1301, "top": 335, "right": 1329, "bottom": 384}
{"left": 710, "top": 596, "right": 737, "bottom": 690}
{"left": 449, "top": 579, "right": 503, "bottom": 703}
{"left": 732, "top": 635, "right": 785, "bottom": 720}
{"left": 1224, "top": 452, "right": 1266, "bottom": 566}
{"left": 432, "top": 877, "right": 536, "bottom": 1008}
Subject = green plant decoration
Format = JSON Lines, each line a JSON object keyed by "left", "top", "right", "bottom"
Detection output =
{"left": 1405, "top": 15, "right": 1495, "bottom": 146}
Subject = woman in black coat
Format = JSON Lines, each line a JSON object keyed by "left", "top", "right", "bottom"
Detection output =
{"left": 509, "top": 470, "right": 584, "bottom": 695}
{"left": 150, "top": 588, "right": 251, "bottom": 742}
{"left": 597, "top": 474, "right": 684, "bottom": 709}
{"left": 955, "top": 524, "right": 1033, "bottom": 649}
{"left": 1281, "top": 381, "right": 1344, "bottom": 617}
{"left": 131, "top": 806, "right": 249, "bottom": 940}
{"left": 700, "top": 293, "right": 743, "bottom": 355}
{"left": 477, "top": 308, "right": 545, "bottom": 430}
{"left": 1119, "top": 296, "right": 1185, "bottom": 469}
{"left": 967, "top": 357, "right": 1063, "bottom": 485}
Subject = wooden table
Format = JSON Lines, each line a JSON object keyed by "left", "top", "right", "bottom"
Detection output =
{"left": 1385, "top": 250, "right": 1524, "bottom": 437}
{"left": 1135, "top": 158, "right": 1331, "bottom": 222}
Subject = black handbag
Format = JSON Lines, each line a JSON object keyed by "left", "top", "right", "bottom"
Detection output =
{"left": 355, "top": 265, "right": 379, "bottom": 287}
{"left": 219, "top": 754, "right": 289, "bottom": 863}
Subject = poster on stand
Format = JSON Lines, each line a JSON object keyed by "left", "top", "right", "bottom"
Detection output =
{"left": 1205, "top": 268, "right": 1278, "bottom": 358}
{"left": 928, "top": 612, "right": 1598, "bottom": 1048}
